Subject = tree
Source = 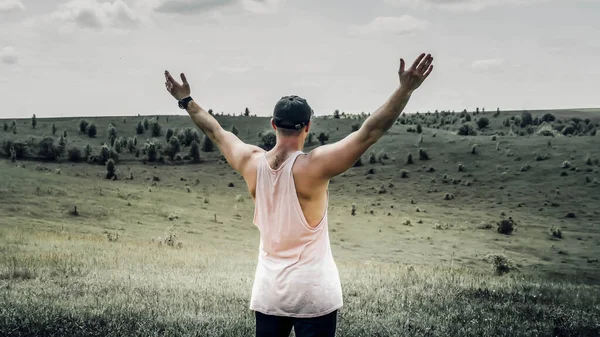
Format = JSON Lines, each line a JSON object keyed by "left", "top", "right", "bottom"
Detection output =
{"left": 416, "top": 123, "right": 423, "bottom": 134}
{"left": 83, "top": 144, "right": 92, "bottom": 160}
{"left": 165, "top": 136, "right": 181, "bottom": 160}
{"left": 151, "top": 120, "right": 161, "bottom": 137}
{"left": 259, "top": 132, "right": 276, "bottom": 150}
{"left": 107, "top": 124, "right": 117, "bottom": 146}
{"left": 477, "top": 117, "right": 490, "bottom": 129}
{"left": 306, "top": 133, "right": 314, "bottom": 146}
{"left": 106, "top": 159, "right": 116, "bottom": 179}
{"left": 145, "top": 142, "right": 157, "bottom": 162}
{"left": 231, "top": 125, "right": 239, "bottom": 136}
{"left": 201, "top": 134, "right": 214, "bottom": 152}
{"left": 11, "top": 120, "right": 17, "bottom": 134}
{"left": 87, "top": 123, "right": 97, "bottom": 138}
{"left": 208, "top": 109, "right": 213, "bottom": 115}
{"left": 520, "top": 111, "right": 533, "bottom": 127}
{"left": 52, "top": 123, "right": 57, "bottom": 135}
{"left": 317, "top": 132, "right": 329, "bottom": 145}
{"left": 244, "top": 107, "right": 250, "bottom": 117}
{"left": 31, "top": 114, "right": 37, "bottom": 129}
{"left": 333, "top": 110, "right": 340, "bottom": 119}
{"left": 57, "top": 135, "right": 67, "bottom": 159}
{"left": 190, "top": 140, "right": 200, "bottom": 162}
{"left": 166, "top": 128, "right": 174, "bottom": 142}
{"left": 79, "top": 120, "right": 89, "bottom": 133}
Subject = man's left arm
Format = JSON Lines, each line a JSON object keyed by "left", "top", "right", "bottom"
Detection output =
{"left": 164, "top": 71, "right": 263, "bottom": 175}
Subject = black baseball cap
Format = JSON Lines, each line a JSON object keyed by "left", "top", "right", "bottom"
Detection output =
{"left": 273, "top": 95, "right": 313, "bottom": 130}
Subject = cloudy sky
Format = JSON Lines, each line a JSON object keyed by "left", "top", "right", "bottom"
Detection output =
{"left": 0, "top": 0, "right": 599, "bottom": 118}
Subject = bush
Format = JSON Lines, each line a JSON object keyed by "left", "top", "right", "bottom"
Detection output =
{"left": 127, "top": 138, "right": 136, "bottom": 153}
{"left": 145, "top": 142, "right": 157, "bottom": 162}
{"left": 107, "top": 124, "right": 117, "bottom": 146}
{"left": 497, "top": 218, "right": 516, "bottom": 235}
{"left": 351, "top": 123, "right": 360, "bottom": 132}
{"left": 106, "top": 159, "right": 116, "bottom": 179}
{"left": 114, "top": 139, "right": 122, "bottom": 153}
{"left": 464, "top": 113, "right": 471, "bottom": 122}
{"left": 189, "top": 140, "right": 200, "bottom": 162}
{"left": 143, "top": 118, "right": 149, "bottom": 130}
{"left": 486, "top": 254, "right": 516, "bottom": 275}
{"left": 83, "top": 144, "right": 92, "bottom": 160}
{"left": 521, "top": 111, "right": 533, "bottom": 127}
{"left": 201, "top": 134, "right": 214, "bottom": 152}
{"left": 2, "top": 122, "right": 7, "bottom": 132}
{"left": 418, "top": 148, "right": 429, "bottom": 160}
{"left": 98, "top": 145, "right": 110, "bottom": 164}
{"left": 231, "top": 125, "right": 239, "bottom": 136}
{"left": 562, "top": 125, "right": 575, "bottom": 136}
{"left": 416, "top": 123, "right": 423, "bottom": 134}
{"left": 1, "top": 140, "right": 27, "bottom": 159}
{"left": 549, "top": 226, "right": 562, "bottom": 239}
{"left": 68, "top": 147, "right": 82, "bottom": 162}
{"left": 306, "top": 133, "right": 314, "bottom": 146}
{"left": 151, "top": 120, "right": 162, "bottom": 137}
{"left": 136, "top": 121, "right": 145, "bottom": 135}
{"left": 471, "top": 144, "right": 478, "bottom": 155}
{"left": 166, "top": 128, "right": 174, "bottom": 142}
{"left": 178, "top": 128, "right": 200, "bottom": 146}
{"left": 317, "top": 132, "right": 329, "bottom": 145}
{"left": 259, "top": 132, "right": 276, "bottom": 151}
{"left": 87, "top": 123, "right": 97, "bottom": 138}
{"left": 406, "top": 153, "right": 413, "bottom": 165}
{"left": 477, "top": 117, "right": 490, "bottom": 129}
{"left": 458, "top": 123, "right": 477, "bottom": 136}
{"left": 79, "top": 119, "right": 89, "bottom": 133}
{"left": 37, "top": 137, "right": 61, "bottom": 160}
{"left": 541, "top": 113, "right": 555, "bottom": 123}
{"left": 165, "top": 136, "right": 181, "bottom": 160}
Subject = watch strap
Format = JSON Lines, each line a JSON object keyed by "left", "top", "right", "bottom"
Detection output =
{"left": 178, "top": 96, "right": 193, "bottom": 109}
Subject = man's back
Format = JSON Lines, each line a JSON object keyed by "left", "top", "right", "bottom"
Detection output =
{"left": 249, "top": 150, "right": 343, "bottom": 318}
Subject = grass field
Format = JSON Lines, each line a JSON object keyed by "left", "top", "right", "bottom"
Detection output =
{"left": 1, "top": 108, "right": 600, "bottom": 336}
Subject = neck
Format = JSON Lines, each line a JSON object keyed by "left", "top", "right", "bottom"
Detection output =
{"left": 273, "top": 135, "right": 304, "bottom": 153}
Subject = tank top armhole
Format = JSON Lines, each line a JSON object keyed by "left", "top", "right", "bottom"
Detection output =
{"left": 290, "top": 152, "right": 327, "bottom": 232}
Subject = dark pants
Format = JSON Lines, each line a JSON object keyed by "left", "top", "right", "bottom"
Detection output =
{"left": 255, "top": 310, "right": 338, "bottom": 337}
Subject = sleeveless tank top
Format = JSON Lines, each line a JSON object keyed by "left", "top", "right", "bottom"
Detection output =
{"left": 249, "top": 150, "right": 343, "bottom": 318}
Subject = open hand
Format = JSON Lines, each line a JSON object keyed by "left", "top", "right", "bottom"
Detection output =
{"left": 399, "top": 53, "right": 433, "bottom": 92}
{"left": 164, "top": 70, "right": 191, "bottom": 100}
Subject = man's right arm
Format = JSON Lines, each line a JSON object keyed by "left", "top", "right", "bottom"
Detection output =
{"left": 307, "top": 53, "right": 434, "bottom": 180}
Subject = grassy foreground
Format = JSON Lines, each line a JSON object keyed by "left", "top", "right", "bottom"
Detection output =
{"left": 1, "top": 227, "right": 599, "bottom": 337}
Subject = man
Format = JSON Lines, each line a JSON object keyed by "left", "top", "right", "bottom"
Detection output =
{"left": 164, "top": 52, "right": 434, "bottom": 337}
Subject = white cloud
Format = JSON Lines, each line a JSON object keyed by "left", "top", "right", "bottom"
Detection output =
{"left": 0, "top": 46, "right": 18, "bottom": 65}
{"left": 350, "top": 16, "right": 429, "bottom": 36}
{"left": 154, "top": 0, "right": 282, "bottom": 15}
{"left": 217, "top": 66, "right": 251, "bottom": 73}
{"left": 49, "top": 0, "right": 142, "bottom": 30}
{"left": 0, "top": 0, "right": 25, "bottom": 13}
{"left": 384, "top": 0, "right": 548, "bottom": 12}
{"left": 471, "top": 58, "right": 505, "bottom": 70}
{"left": 241, "top": 0, "right": 282, "bottom": 14}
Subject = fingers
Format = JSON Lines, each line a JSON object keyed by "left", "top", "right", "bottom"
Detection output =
{"left": 423, "top": 64, "right": 433, "bottom": 79}
{"left": 411, "top": 53, "right": 426, "bottom": 70}
{"left": 417, "top": 54, "right": 433, "bottom": 73}
{"left": 165, "top": 70, "right": 179, "bottom": 85}
{"left": 399, "top": 58, "right": 405, "bottom": 73}
{"left": 180, "top": 73, "right": 188, "bottom": 85}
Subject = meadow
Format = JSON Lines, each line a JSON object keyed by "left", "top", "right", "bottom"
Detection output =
{"left": 1, "top": 108, "right": 599, "bottom": 336}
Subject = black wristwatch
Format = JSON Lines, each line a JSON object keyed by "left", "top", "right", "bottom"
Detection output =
{"left": 178, "top": 96, "right": 193, "bottom": 110}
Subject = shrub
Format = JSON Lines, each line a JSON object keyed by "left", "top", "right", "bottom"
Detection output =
{"left": 486, "top": 254, "right": 516, "bottom": 275}
{"left": 166, "top": 128, "right": 174, "bottom": 142}
{"left": 231, "top": 125, "right": 239, "bottom": 136}
{"left": 458, "top": 123, "right": 477, "bottom": 136}
{"left": 201, "top": 134, "right": 215, "bottom": 152}
{"left": 351, "top": 123, "right": 360, "bottom": 132}
{"left": 143, "top": 118, "right": 149, "bottom": 130}
{"left": 377, "top": 150, "right": 388, "bottom": 163}
{"left": 165, "top": 136, "right": 181, "bottom": 160}
{"left": 107, "top": 124, "right": 117, "bottom": 146}
{"left": 151, "top": 120, "right": 162, "bottom": 137}
{"left": 353, "top": 157, "right": 363, "bottom": 167}
{"left": 79, "top": 119, "right": 89, "bottom": 133}
{"left": 306, "top": 133, "right": 314, "bottom": 146}
{"left": 68, "top": 147, "right": 82, "bottom": 162}
{"left": 541, "top": 113, "right": 555, "bottom": 123}
{"left": 497, "top": 218, "right": 516, "bottom": 235}
{"left": 87, "top": 123, "right": 97, "bottom": 138}
{"left": 37, "top": 137, "right": 61, "bottom": 160}
{"left": 418, "top": 148, "right": 429, "bottom": 160}
{"left": 106, "top": 159, "right": 116, "bottom": 179}
{"left": 471, "top": 144, "right": 478, "bottom": 154}
{"left": 477, "top": 117, "right": 490, "bottom": 129}
{"left": 83, "top": 144, "right": 92, "bottom": 160}
{"left": 127, "top": 138, "right": 136, "bottom": 153}
{"left": 190, "top": 140, "right": 200, "bottom": 162}
{"left": 520, "top": 111, "right": 533, "bottom": 127}
{"left": 2, "top": 122, "right": 7, "bottom": 132}
{"left": 369, "top": 151, "right": 377, "bottom": 164}
{"left": 549, "top": 226, "right": 562, "bottom": 239}
{"left": 114, "top": 139, "right": 122, "bottom": 153}
{"left": 406, "top": 153, "right": 413, "bottom": 165}
{"left": 98, "top": 144, "right": 111, "bottom": 164}
{"left": 464, "top": 113, "right": 471, "bottom": 122}
{"left": 178, "top": 128, "right": 200, "bottom": 146}
{"left": 535, "top": 152, "right": 550, "bottom": 161}
{"left": 317, "top": 132, "right": 329, "bottom": 145}
{"left": 416, "top": 123, "right": 423, "bottom": 134}
{"left": 562, "top": 124, "right": 575, "bottom": 136}
{"left": 136, "top": 122, "right": 145, "bottom": 135}
{"left": 145, "top": 142, "right": 157, "bottom": 162}
{"left": 458, "top": 163, "right": 465, "bottom": 172}
{"left": 562, "top": 160, "right": 571, "bottom": 169}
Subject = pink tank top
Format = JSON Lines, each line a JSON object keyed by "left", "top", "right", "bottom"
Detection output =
{"left": 250, "top": 151, "right": 343, "bottom": 318}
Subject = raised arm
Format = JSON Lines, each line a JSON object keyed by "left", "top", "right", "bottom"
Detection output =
{"left": 308, "top": 53, "right": 434, "bottom": 179}
{"left": 164, "top": 71, "right": 263, "bottom": 175}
